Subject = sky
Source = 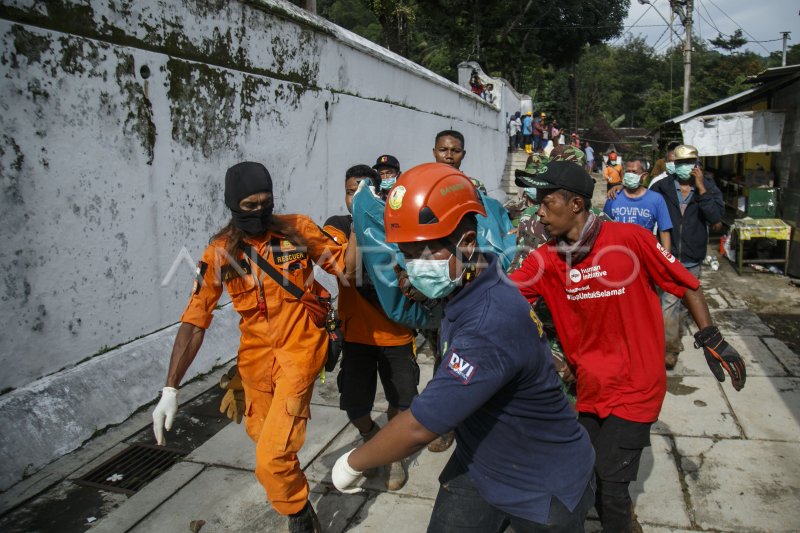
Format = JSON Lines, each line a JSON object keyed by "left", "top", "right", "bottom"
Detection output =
{"left": 620, "top": 0, "right": 800, "bottom": 57}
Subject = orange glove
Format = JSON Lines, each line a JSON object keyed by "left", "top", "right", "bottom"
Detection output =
{"left": 219, "top": 365, "right": 245, "bottom": 424}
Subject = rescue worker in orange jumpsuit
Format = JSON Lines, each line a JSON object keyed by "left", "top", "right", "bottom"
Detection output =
{"left": 324, "top": 164, "right": 419, "bottom": 491}
{"left": 151, "top": 162, "right": 345, "bottom": 533}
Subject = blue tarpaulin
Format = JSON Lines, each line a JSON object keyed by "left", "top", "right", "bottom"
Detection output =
{"left": 351, "top": 182, "right": 515, "bottom": 329}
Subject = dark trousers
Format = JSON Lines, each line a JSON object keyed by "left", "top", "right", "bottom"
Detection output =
{"left": 578, "top": 413, "right": 652, "bottom": 533}
{"left": 337, "top": 341, "right": 419, "bottom": 420}
{"left": 426, "top": 456, "right": 594, "bottom": 533}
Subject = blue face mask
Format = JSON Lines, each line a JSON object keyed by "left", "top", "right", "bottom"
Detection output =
{"left": 405, "top": 257, "right": 457, "bottom": 299}
{"left": 675, "top": 163, "right": 694, "bottom": 181}
{"left": 523, "top": 187, "right": 537, "bottom": 201}
{"left": 622, "top": 172, "right": 641, "bottom": 189}
{"left": 380, "top": 177, "right": 396, "bottom": 191}
{"left": 665, "top": 161, "right": 676, "bottom": 174}
{"left": 404, "top": 236, "right": 473, "bottom": 299}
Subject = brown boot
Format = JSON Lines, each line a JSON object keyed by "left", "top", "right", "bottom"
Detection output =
{"left": 359, "top": 422, "right": 380, "bottom": 478}
{"left": 386, "top": 459, "right": 408, "bottom": 491}
{"left": 427, "top": 431, "right": 455, "bottom": 452}
{"left": 665, "top": 352, "right": 678, "bottom": 370}
{"left": 630, "top": 502, "right": 644, "bottom": 533}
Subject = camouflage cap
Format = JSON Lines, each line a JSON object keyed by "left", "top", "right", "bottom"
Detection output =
{"left": 514, "top": 153, "right": 551, "bottom": 187}
{"left": 551, "top": 145, "right": 586, "bottom": 166}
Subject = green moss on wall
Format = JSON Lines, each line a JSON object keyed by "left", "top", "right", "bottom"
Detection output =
{"left": 0, "top": 0, "right": 322, "bottom": 88}
{"left": 114, "top": 51, "right": 156, "bottom": 164}
{"left": 167, "top": 58, "right": 239, "bottom": 157}
{"left": 10, "top": 24, "right": 51, "bottom": 66}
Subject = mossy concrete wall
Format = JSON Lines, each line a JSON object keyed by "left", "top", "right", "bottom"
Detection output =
{"left": 0, "top": 0, "right": 506, "bottom": 491}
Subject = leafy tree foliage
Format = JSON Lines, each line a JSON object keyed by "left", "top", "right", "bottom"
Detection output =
{"left": 316, "top": 1, "right": 782, "bottom": 130}
{"left": 710, "top": 29, "right": 748, "bottom": 54}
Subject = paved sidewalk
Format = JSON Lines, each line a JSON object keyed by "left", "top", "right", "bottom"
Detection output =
{"left": 2, "top": 166, "right": 799, "bottom": 532}
{"left": 82, "top": 267, "right": 800, "bottom": 532}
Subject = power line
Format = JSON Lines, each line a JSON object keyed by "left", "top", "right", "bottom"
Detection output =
{"left": 704, "top": 0, "right": 772, "bottom": 55}
{"left": 650, "top": 24, "right": 673, "bottom": 51}
{"left": 613, "top": 2, "right": 653, "bottom": 46}
{"left": 515, "top": 23, "right": 671, "bottom": 30}
{"left": 697, "top": 0, "right": 723, "bottom": 35}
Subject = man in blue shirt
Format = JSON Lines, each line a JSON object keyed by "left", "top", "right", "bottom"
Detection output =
{"left": 522, "top": 112, "right": 533, "bottom": 154}
{"left": 603, "top": 157, "right": 672, "bottom": 251}
{"left": 332, "top": 163, "right": 595, "bottom": 532}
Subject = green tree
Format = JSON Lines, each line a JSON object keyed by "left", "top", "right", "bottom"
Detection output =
{"left": 709, "top": 29, "right": 748, "bottom": 54}
{"left": 767, "top": 43, "right": 800, "bottom": 67}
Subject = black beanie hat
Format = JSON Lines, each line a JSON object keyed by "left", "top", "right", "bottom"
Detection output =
{"left": 224, "top": 162, "right": 273, "bottom": 211}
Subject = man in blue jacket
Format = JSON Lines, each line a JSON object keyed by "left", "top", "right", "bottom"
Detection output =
{"left": 332, "top": 163, "right": 596, "bottom": 532}
{"left": 650, "top": 144, "right": 724, "bottom": 369}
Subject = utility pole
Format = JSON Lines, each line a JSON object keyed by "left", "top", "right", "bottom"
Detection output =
{"left": 781, "top": 32, "right": 791, "bottom": 66}
{"left": 670, "top": 0, "right": 693, "bottom": 113}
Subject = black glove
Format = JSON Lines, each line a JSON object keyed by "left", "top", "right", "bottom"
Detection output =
{"left": 694, "top": 326, "right": 746, "bottom": 391}
{"left": 325, "top": 309, "right": 343, "bottom": 373}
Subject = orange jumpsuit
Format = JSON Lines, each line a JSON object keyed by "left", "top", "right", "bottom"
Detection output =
{"left": 181, "top": 214, "right": 345, "bottom": 515}
{"left": 323, "top": 225, "right": 414, "bottom": 347}
{"left": 604, "top": 163, "right": 623, "bottom": 185}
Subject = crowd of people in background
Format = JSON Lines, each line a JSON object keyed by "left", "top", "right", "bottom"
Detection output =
{"left": 507, "top": 110, "right": 592, "bottom": 162}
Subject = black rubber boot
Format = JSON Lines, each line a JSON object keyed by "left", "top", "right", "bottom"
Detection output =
{"left": 288, "top": 501, "right": 321, "bottom": 533}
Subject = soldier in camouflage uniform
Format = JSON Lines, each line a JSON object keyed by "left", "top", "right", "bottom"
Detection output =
{"left": 511, "top": 146, "right": 610, "bottom": 405}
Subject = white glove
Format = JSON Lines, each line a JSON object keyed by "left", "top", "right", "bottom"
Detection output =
{"left": 332, "top": 449, "right": 364, "bottom": 494}
{"left": 152, "top": 387, "right": 178, "bottom": 445}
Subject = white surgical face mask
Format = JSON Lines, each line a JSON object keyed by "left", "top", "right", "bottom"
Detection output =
{"left": 405, "top": 257, "right": 458, "bottom": 299}
{"left": 404, "top": 235, "right": 473, "bottom": 299}
{"left": 380, "top": 177, "right": 397, "bottom": 191}
{"left": 665, "top": 161, "right": 676, "bottom": 174}
{"left": 675, "top": 163, "right": 694, "bottom": 181}
{"left": 622, "top": 172, "right": 641, "bottom": 189}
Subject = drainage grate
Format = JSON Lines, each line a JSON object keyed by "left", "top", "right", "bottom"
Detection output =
{"left": 74, "top": 443, "right": 187, "bottom": 495}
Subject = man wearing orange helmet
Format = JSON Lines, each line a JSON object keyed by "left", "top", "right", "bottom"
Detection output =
{"left": 603, "top": 152, "right": 623, "bottom": 191}
{"left": 332, "top": 163, "right": 596, "bottom": 532}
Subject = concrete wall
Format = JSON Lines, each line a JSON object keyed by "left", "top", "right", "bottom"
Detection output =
{"left": 0, "top": 0, "right": 509, "bottom": 491}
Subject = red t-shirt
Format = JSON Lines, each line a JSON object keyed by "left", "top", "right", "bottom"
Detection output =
{"left": 509, "top": 221, "right": 700, "bottom": 423}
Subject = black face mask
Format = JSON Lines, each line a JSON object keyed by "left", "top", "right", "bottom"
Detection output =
{"left": 232, "top": 204, "right": 273, "bottom": 235}
{"left": 224, "top": 162, "right": 274, "bottom": 234}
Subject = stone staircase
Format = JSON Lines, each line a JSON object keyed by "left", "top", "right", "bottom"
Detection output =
{"left": 500, "top": 149, "right": 529, "bottom": 198}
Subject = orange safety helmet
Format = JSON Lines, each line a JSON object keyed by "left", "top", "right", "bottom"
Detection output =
{"left": 384, "top": 163, "right": 486, "bottom": 243}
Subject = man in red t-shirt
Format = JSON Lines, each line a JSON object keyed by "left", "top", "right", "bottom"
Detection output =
{"left": 509, "top": 161, "right": 746, "bottom": 533}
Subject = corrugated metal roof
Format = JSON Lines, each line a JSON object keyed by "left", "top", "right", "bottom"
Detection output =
{"left": 665, "top": 86, "right": 761, "bottom": 125}
{"left": 663, "top": 68, "right": 799, "bottom": 126}
{"left": 746, "top": 64, "right": 800, "bottom": 83}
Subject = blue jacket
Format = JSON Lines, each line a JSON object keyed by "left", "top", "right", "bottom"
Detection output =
{"left": 650, "top": 175, "right": 724, "bottom": 264}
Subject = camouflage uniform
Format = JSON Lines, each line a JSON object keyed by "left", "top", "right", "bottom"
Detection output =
{"left": 510, "top": 146, "right": 600, "bottom": 405}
